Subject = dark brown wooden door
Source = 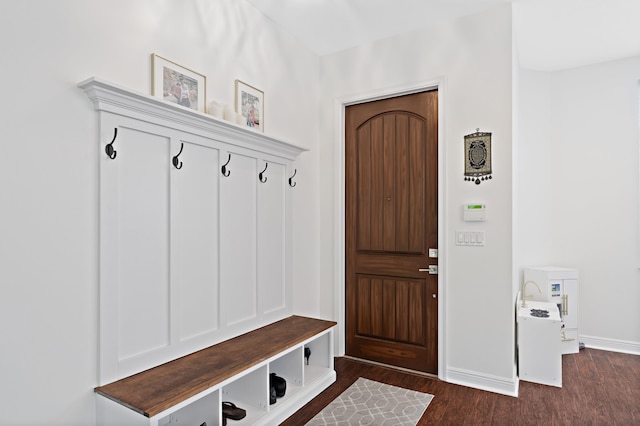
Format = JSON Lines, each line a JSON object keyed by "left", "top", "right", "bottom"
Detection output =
{"left": 345, "top": 90, "right": 438, "bottom": 374}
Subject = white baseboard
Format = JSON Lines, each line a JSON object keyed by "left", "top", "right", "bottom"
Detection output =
{"left": 446, "top": 367, "right": 518, "bottom": 397}
{"left": 580, "top": 335, "right": 640, "bottom": 355}
{"left": 444, "top": 336, "right": 639, "bottom": 399}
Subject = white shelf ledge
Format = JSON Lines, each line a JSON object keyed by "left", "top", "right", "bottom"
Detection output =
{"left": 78, "top": 77, "right": 307, "bottom": 161}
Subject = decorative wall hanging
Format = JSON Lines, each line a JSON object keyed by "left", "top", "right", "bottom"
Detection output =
{"left": 151, "top": 54, "right": 206, "bottom": 112}
{"left": 235, "top": 79, "right": 264, "bottom": 133}
{"left": 464, "top": 128, "right": 492, "bottom": 185}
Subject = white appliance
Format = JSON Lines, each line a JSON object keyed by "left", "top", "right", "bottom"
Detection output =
{"left": 517, "top": 299, "right": 563, "bottom": 387}
{"left": 524, "top": 266, "right": 579, "bottom": 354}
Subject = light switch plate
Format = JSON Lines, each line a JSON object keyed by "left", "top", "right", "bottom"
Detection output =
{"left": 456, "top": 230, "right": 485, "bottom": 246}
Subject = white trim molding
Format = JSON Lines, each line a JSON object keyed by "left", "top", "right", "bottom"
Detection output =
{"left": 580, "top": 335, "right": 640, "bottom": 356}
{"left": 447, "top": 366, "right": 519, "bottom": 397}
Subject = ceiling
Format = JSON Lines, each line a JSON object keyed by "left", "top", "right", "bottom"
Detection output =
{"left": 245, "top": 0, "right": 640, "bottom": 71}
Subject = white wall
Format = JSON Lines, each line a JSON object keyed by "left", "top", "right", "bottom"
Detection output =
{"left": 516, "top": 69, "right": 554, "bottom": 270}
{"left": 517, "top": 57, "right": 640, "bottom": 353}
{"left": 318, "top": 5, "right": 517, "bottom": 392}
{"left": 0, "top": 1, "right": 320, "bottom": 424}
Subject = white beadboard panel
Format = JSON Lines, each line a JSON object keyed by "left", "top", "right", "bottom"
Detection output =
{"left": 82, "top": 79, "right": 307, "bottom": 384}
{"left": 258, "top": 161, "right": 287, "bottom": 315}
{"left": 220, "top": 153, "right": 258, "bottom": 327}
{"left": 116, "top": 125, "right": 170, "bottom": 361}
{"left": 171, "top": 137, "right": 220, "bottom": 343}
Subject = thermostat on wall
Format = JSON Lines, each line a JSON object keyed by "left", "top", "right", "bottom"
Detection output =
{"left": 463, "top": 203, "right": 486, "bottom": 221}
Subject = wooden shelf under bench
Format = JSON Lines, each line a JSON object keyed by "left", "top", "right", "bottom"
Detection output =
{"left": 95, "top": 315, "right": 336, "bottom": 419}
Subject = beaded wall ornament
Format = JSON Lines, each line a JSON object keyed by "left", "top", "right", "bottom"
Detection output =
{"left": 464, "top": 128, "right": 492, "bottom": 185}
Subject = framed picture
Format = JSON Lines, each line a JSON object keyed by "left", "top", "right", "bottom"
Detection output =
{"left": 235, "top": 80, "right": 264, "bottom": 132}
{"left": 152, "top": 54, "right": 206, "bottom": 112}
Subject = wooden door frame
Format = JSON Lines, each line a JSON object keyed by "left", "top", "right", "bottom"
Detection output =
{"left": 332, "top": 78, "right": 447, "bottom": 379}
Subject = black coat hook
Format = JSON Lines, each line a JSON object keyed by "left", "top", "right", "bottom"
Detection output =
{"left": 259, "top": 163, "right": 268, "bottom": 183}
{"left": 288, "top": 169, "right": 297, "bottom": 187}
{"left": 105, "top": 128, "right": 117, "bottom": 159}
{"left": 172, "top": 143, "right": 184, "bottom": 169}
{"left": 221, "top": 154, "right": 231, "bottom": 177}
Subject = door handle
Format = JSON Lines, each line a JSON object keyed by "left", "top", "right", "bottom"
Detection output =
{"left": 419, "top": 265, "right": 438, "bottom": 274}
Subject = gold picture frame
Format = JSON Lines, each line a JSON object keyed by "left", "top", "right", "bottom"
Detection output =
{"left": 235, "top": 79, "right": 264, "bottom": 132}
{"left": 152, "top": 54, "right": 206, "bottom": 113}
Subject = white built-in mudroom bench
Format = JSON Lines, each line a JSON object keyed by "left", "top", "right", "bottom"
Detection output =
{"left": 79, "top": 78, "right": 336, "bottom": 426}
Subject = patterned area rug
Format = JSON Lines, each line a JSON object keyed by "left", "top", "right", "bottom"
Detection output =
{"left": 306, "top": 377, "right": 433, "bottom": 425}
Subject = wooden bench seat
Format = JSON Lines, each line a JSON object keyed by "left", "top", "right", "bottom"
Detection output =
{"left": 95, "top": 315, "right": 336, "bottom": 418}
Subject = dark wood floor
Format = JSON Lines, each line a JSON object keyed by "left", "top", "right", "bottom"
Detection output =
{"left": 281, "top": 348, "right": 640, "bottom": 425}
